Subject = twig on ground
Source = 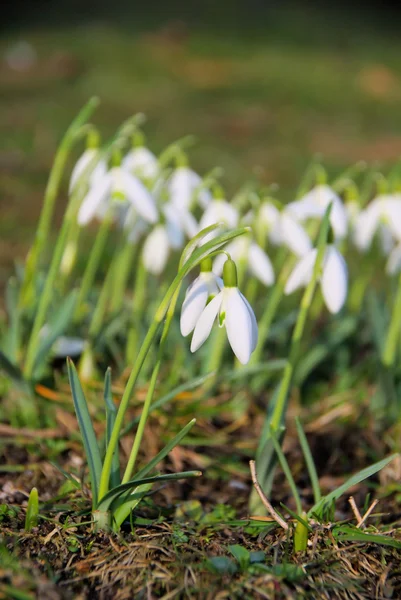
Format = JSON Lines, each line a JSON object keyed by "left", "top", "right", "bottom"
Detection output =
{"left": 249, "top": 460, "right": 288, "bottom": 531}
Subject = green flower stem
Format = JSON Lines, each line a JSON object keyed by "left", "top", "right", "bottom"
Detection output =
{"left": 19, "top": 97, "right": 99, "bottom": 308}
{"left": 250, "top": 257, "right": 295, "bottom": 365}
{"left": 126, "top": 258, "right": 148, "bottom": 365}
{"left": 112, "top": 287, "right": 182, "bottom": 528}
{"left": 74, "top": 215, "right": 113, "bottom": 321}
{"left": 269, "top": 208, "right": 332, "bottom": 433}
{"left": 382, "top": 271, "right": 401, "bottom": 367}
{"left": 110, "top": 238, "right": 137, "bottom": 314}
{"left": 23, "top": 185, "right": 87, "bottom": 380}
{"left": 97, "top": 226, "right": 250, "bottom": 503}
{"left": 89, "top": 259, "right": 116, "bottom": 338}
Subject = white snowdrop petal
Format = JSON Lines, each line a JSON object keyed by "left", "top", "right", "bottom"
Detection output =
{"left": 330, "top": 199, "right": 348, "bottom": 239}
{"left": 321, "top": 246, "right": 348, "bottom": 314}
{"left": 225, "top": 289, "right": 254, "bottom": 364}
{"left": 281, "top": 213, "right": 312, "bottom": 257}
{"left": 239, "top": 291, "right": 258, "bottom": 352}
{"left": 180, "top": 278, "right": 210, "bottom": 336}
{"left": 191, "top": 293, "right": 223, "bottom": 353}
{"left": 69, "top": 149, "right": 96, "bottom": 193}
{"left": 78, "top": 172, "right": 113, "bottom": 226}
{"left": 53, "top": 336, "right": 85, "bottom": 358}
{"left": 384, "top": 199, "right": 401, "bottom": 241}
{"left": 284, "top": 248, "right": 318, "bottom": 295}
{"left": 120, "top": 170, "right": 158, "bottom": 223}
{"left": 248, "top": 243, "right": 275, "bottom": 286}
{"left": 142, "top": 226, "right": 169, "bottom": 274}
{"left": 379, "top": 224, "right": 394, "bottom": 255}
{"left": 181, "top": 210, "right": 199, "bottom": 238}
{"left": 122, "top": 147, "right": 159, "bottom": 179}
{"left": 353, "top": 205, "right": 379, "bottom": 251}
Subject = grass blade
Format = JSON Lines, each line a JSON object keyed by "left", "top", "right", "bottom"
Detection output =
{"left": 67, "top": 358, "right": 102, "bottom": 509}
{"left": 270, "top": 428, "right": 303, "bottom": 515}
{"left": 24, "top": 487, "right": 39, "bottom": 531}
{"left": 295, "top": 417, "right": 321, "bottom": 504}
{"left": 103, "top": 367, "right": 120, "bottom": 488}
{"left": 309, "top": 454, "right": 398, "bottom": 519}
{"left": 97, "top": 470, "right": 202, "bottom": 512}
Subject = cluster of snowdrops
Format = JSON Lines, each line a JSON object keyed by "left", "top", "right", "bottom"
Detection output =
{"left": 6, "top": 100, "right": 401, "bottom": 534}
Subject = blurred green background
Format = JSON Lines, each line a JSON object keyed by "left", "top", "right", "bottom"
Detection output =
{"left": 1, "top": 2, "right": 401, "bottom": 278}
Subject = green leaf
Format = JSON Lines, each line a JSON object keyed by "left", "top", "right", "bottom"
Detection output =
{"left": 295, "top": 417, "right": 321, "bottom": 505}
{"left": 309, "top": 454, "right": 399, "bottom": 519}
{"left": 0, "top": 350, "right": 24, "bottom": 384}
{"left": 24, "top": 487, "right": 39, "bottom": 531}
{"left": 33, "top": 290, "right": 78, "bottom": 379}
{"left": 228, "top": 544, "right": 250, "bottom": 569}
{"left": 103, "top": 368, "right": 120, "bottom": 488}
{"left": 67, "top": 358, "right": 102, "bottom": 509}
{"left": 97, "top": 471, "right": 202, "bottom": 512}
{"left": 332, "top": 525, "right": 401, "bottom": 549}
{"left": 131, "top": 418, "right": 197, "bottom": 482}
{"left": 206, "top": 556, "right": 238, "bottom": 575}
{"left": 2, "top": 277, "right": 21, "bottom": 364}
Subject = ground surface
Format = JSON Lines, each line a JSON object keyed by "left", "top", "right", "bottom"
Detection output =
{"left": 2, "top": 7, "right": 401, "bottom": 599}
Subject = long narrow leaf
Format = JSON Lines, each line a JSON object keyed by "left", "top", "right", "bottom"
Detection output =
{"left": 332, "top": 526, "right": 401, "bottom": 549}
{"left": 270, "top": 428, "right": 303, "bottom": 515}
{"left": 67, "top": 358, "right": 102, "bottom": 508}
{"left": 97, "top": 470, "right": 202, "bottom": 512}
{"left": 309, "top": 454, "right": 398, "bottom": 518}
{"left": 132, "top": 418, "right": 197, "bottom": 482}
{"left": 295, "top": 417, "right": 321, "bottom": 504}
{"left": 103, "top": 368, "right": 120, "bottom": 488}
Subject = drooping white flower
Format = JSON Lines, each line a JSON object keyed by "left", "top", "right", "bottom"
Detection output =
{"left": 287, "top": 185, "right": 348, "bottom": 240}
{"left": 213, "top": 237, "right": 274, "bottom": 286}
{"left": 169, "top": 166, "right": 212, "bottom": 211}
{"left": 78, "top": 166, "right": 158, "bottom": 227}
{"left": 122, "top": 146, "right": 159, "bottom": 180}
{"left": 353, "top": 194, "right": 401, "bottom": 253}
{"left": 188, "top": 258, "right": 258, "bottom": 364}
{"left": 142, "top": 204, "right": 184, "bottom": 275}
{"left": 198, "top": 199, "right": 239, "bottom": 244}
{"left": 180, "top": 269, "right": 222, "bottom": 336}
{"left": 285, "top": 245, "right": 348, "bottom": 314}
{"left": 259, "top": 202, "right": 312, "bottom": 257}
{"left": 69, "top": 148, "right": 107, "bottom": 194}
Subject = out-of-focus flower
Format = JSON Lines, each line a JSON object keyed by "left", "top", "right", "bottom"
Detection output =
{"left": 122, "top": 146, "right": 159, "bottom": 180}
{"left": 169, "top": 166, "right": 212, "bottom": 210}
{"left": 213, "top": 237, "right": 274, "bottom": 286}
{"left": 285, "top": 245, "right": 348, "bottom": 314}
{"left": 259, "top": 201, "right": 312, "bottom": 257}
{"left": 189, "top": 258, "right": 258, "bottom": 364}
{"left": 78, "top": 165, "right": 158, "bottom": 227}
{"left": 198, "top": 199, "right": 239, "bottom": 244}
{"left": 353, "top": 195, "right": 401, "bottom": 253}
{"left": 142, "top": 204, "right": 184, "bottom": 275}
{"left": 287, "top": 185, "right": 348, "bottom": 240}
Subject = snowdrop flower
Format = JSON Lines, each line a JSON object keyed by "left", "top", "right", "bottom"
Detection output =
{"left": 180, "top": 258, "right": 222, "bottom": 336}
{"left": 213, "top": 236, "right": 274, "bottom": 286}
{"left": 353, "top": 194, "right": 401, "bottom": 253}
{"left": 169, "top": 166, "right": 212, "bottom": 211}
{"left": 285, "top": 245, "right": 348, "bottom": 314}
{"left": 69, "top": 132, "right": 107, "bottom": 194}
{"left": 78, "top": 154, "right": 158, "bottom": 227}
{"left": 259, "top": 201, "right": 312, "bottom": 257}
{"left": 122, "top": 145, "right": 159, "bottom": 180}
{"left": 142, "top": 204, "right": 184, "bottom": 275}
{"left": 287, "top": 185, "right": 348, "bottom": 240}
{"left": 198, "top": 198, "right": 239, "bottom": 244}
{"left": 189, "top": 258, "right": 258, "bottom": 364}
